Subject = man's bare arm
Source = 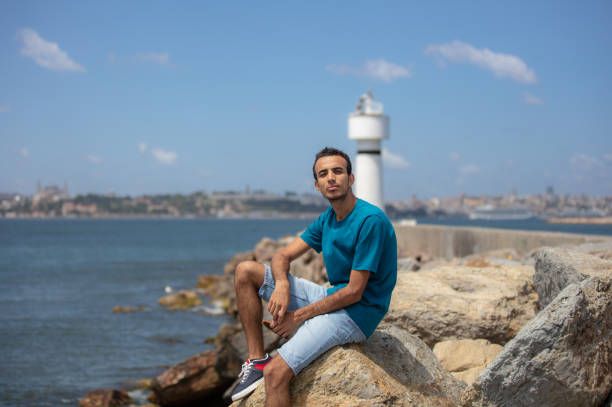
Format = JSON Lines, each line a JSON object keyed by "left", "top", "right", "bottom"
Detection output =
{"left": 268, "top": 237, "right": 311, "bottom": 322}
{"left": 270, "top": 269, "right": 370, "bottom": 338}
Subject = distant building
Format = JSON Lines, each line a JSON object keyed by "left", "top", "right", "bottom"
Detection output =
{"left": 33, "top": 182, "right": 69, "bottom": 206}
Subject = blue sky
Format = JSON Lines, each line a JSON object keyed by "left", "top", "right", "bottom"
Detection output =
{"left": 1, "top": 1, "right": 611, "bottom": 200}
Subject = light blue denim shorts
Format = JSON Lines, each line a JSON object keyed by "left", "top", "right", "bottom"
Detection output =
{"left": 258, "top": 264, "right": 366, "bottom": 375}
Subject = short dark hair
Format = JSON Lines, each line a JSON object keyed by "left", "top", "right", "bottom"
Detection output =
{"left": 312, "top": 147, "right": 352, "bottom": 180}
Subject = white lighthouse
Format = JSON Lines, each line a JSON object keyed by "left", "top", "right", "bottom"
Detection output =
{"left": 348, "top": 90, "right": 389, "bottom": 210}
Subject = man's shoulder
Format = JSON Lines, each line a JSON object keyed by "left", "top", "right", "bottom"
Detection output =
{"left": 355, "top": 199, "right": 393, "bottom": 226}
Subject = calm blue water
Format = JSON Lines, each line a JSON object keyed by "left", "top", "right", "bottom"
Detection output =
{"left": 1, "top": 217, "right": 610, "bottom": 407}
{"left": 0, "top": 218, "right": 313, "bottom": 407}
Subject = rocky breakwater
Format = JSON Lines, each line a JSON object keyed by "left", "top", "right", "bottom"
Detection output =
{"left": 145, "top": 236, "right": 612, "bottom": 407}
{"left": 231, "top": 326, "right": 466, "bottom": 407}
{"left": 382, "top": 259, "right": 538, "bottom": 347}
{"left": 462, "top": 245, "right": 612, "bottom": 407}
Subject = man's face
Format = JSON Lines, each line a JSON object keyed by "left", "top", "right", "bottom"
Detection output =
{"left": 313, "top": 155, "right": 354, "bottom": 201}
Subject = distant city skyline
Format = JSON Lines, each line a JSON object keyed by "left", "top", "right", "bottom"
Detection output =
{"left": 1, "top": 1, "right": 611, "bottom": 199}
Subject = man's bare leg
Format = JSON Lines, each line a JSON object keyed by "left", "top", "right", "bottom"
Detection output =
{"left": 234, "top": 261, "right": 267, "bottom": 359}
{"left": 263, "top": 356, "right": 294, "bottom": 407}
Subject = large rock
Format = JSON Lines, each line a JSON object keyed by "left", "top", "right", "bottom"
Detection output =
{"left": 253, "top": 237, "right": 284, "bottom": 263}
{"left": 196, "top": 274, "right": 222, "bottom": 296}
{"left": 287, "top": 247, "right": 328, "bottom": 284}
{"left": 158, "top": 290, "right": 202, "bottom": 310}
{"left": 384, "top": 265, "right": 538, "bottom": 346}
{"left": 79, "top": 389, "right": 132, "bottom": 407}
{"left": 232, "top": 326, "right": 465, "bottom": 406}
{"left": 223, "top": 251, "right": 256, "bottom": 276}
{"left": 575, "top": 240, "right": 612, "bottom": 260}
{"left": 461, "top": 276, "right": 612, "bottom": 407}
{"left": 534, "top": 247, "right": 612, "bottom": 308}
{"left": 152, "top": 345, "right": 241, "bottom": 406}
{"left": 433, "top": 339, "right": 503, "bottom": 384}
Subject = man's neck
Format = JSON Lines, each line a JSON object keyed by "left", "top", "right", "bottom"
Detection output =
{"left": 330, "top": 192, "right": 357, "bottom": 221}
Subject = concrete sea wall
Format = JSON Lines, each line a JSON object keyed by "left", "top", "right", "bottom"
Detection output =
{"left": 393, "top": 223, "right": 610, "bottom": 259}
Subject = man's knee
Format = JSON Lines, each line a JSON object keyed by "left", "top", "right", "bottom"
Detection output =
{"left": 234, "top": 261, "right": 265, "bottom": 288}
{"left": 263, "top": 356, "right": 293, "bottom": 389}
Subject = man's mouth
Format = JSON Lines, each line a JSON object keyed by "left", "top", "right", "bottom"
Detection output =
{"left": 327, "top": 186, "right": 338, "bottom": 191}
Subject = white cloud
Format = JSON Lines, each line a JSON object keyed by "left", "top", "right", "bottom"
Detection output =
{"left": 603, "top": 153, "right": 612, "bottom": 162}
{"left": 425, "top": 40, "right": 537, "bottom": 84}
{"left": 17, "top": 28, "right": 85, "bottom": 72}
{"left": 107, "top": 52, "right": 117, "bottom": 63}
{"left": 87, "top": 155, "right": 102, "bottom": 164}
{"left": 134, "top": 52, "right": 170, "bottom": 66}
{"left": 459, "top": 164, "right": 480, "bottom": 176}
{"left": 151, "top": 148, "right": 178, "bottom": 165}
{"left": 570, "top": 153, "right": 605, "bottom": 173}
{"left": 138, "top": 142, "right": 148, "bottom": 153}
{"left": 20, "top": 147, "right": 29, "bottom": 158}
{"left": 523, "top": 91, "right": 544, "bottom": 105}
{"left": 326, "top": 59, "right": 412, "bottom": 83}
{"left": 382, "top": 148, "right": 411, "bottom": 169}
{"left": 449, "top": 152, "right": 460, "bottom": 161}
{"left": 0, "top": 105, "right": 11, "bottom": 113}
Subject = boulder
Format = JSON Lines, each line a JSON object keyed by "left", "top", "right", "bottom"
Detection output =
{"left": 398, "top": 256, "right": 421, "bottom": 271}
{"left": 223, "top": 251, "right": 256, "bottom": 276}
{"left": 196, "top": 274, "right": 222, "bottom": 296}
{"left": 112, "top": 305, "right": 147, "bottom": 313}
{"left": 461, "top": 276, "right": 612, "bottom": 407}
{"left": 459, "top": 248, "right": 526, "bottom": 267}
{"left": 575, "top": 240, "right": 612, "bottom": 260}
{"left": 383, "top": 265, "right": 538, "bottom": 346}
{"left": 79, "top": 389, "right": 132, "bottom": 407}
{"left": 232, "top": 326, "right": 465, "bottom": 406}
{"left": 534, "top": 247, "right": 612, "bottom": 309}
{"left": 253, "top": 237, "right": 284, "bottom": 263}
{"left": 152, "top": 345, "right": 242, "bottom": 406}
{"left": 433, "top": 339, "right": 502, "bottom": 384}
{"left": 158, "top": 290, "right": 202, "bottom": 310}
{"left": 287, "top": 248, "right": 328, "bottom": 285}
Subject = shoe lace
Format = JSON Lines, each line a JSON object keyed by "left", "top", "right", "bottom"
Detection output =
{"left": 239, "top": 360, "right": 254, "bottom": 383}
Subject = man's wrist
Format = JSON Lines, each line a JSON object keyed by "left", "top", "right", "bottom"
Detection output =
{"left": 293, "top": 308, "right": 308, "bottom": 324}
{"left": 274, "top": 279, "right": 290, "bottom": 289}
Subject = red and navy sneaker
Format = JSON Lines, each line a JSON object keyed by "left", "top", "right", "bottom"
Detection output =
{"left": 230, "top": 354, "right": 272, "bottom": 401}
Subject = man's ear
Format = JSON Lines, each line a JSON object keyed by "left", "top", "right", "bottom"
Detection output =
{"left": 314, "top": 179, "right": 321, "bottom": 192}
{"left": 348, "top": 173, "right": 354, "bottom": 187}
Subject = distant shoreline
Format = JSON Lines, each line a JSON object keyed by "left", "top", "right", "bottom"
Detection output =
{"left": 547, "top": 217, "right": 612, "bottom": 225}
{"left": 0, "top": 213, "right": 320, "bottom": 220}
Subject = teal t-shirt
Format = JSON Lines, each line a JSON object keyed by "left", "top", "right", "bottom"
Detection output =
{"left": 300, "top": 199, "right": 397, "bottom": 338}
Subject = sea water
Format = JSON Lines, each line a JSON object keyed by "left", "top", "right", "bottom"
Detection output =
{"left": 0, "top": 218, "right": 312, "bottom": 407}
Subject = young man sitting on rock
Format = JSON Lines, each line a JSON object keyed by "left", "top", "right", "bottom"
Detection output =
{"left": 231, "top": 147, "right": 397, "bottom": 406}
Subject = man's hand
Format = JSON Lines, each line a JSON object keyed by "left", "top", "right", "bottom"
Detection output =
{"left": 268, "top": 238, "right": 311, "bottom": 323}
{"left": 268, "top": 281, "right": 290, "bottom": 323}
{"left": 269, "top": 311, "right": 302, "bottom": 338}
